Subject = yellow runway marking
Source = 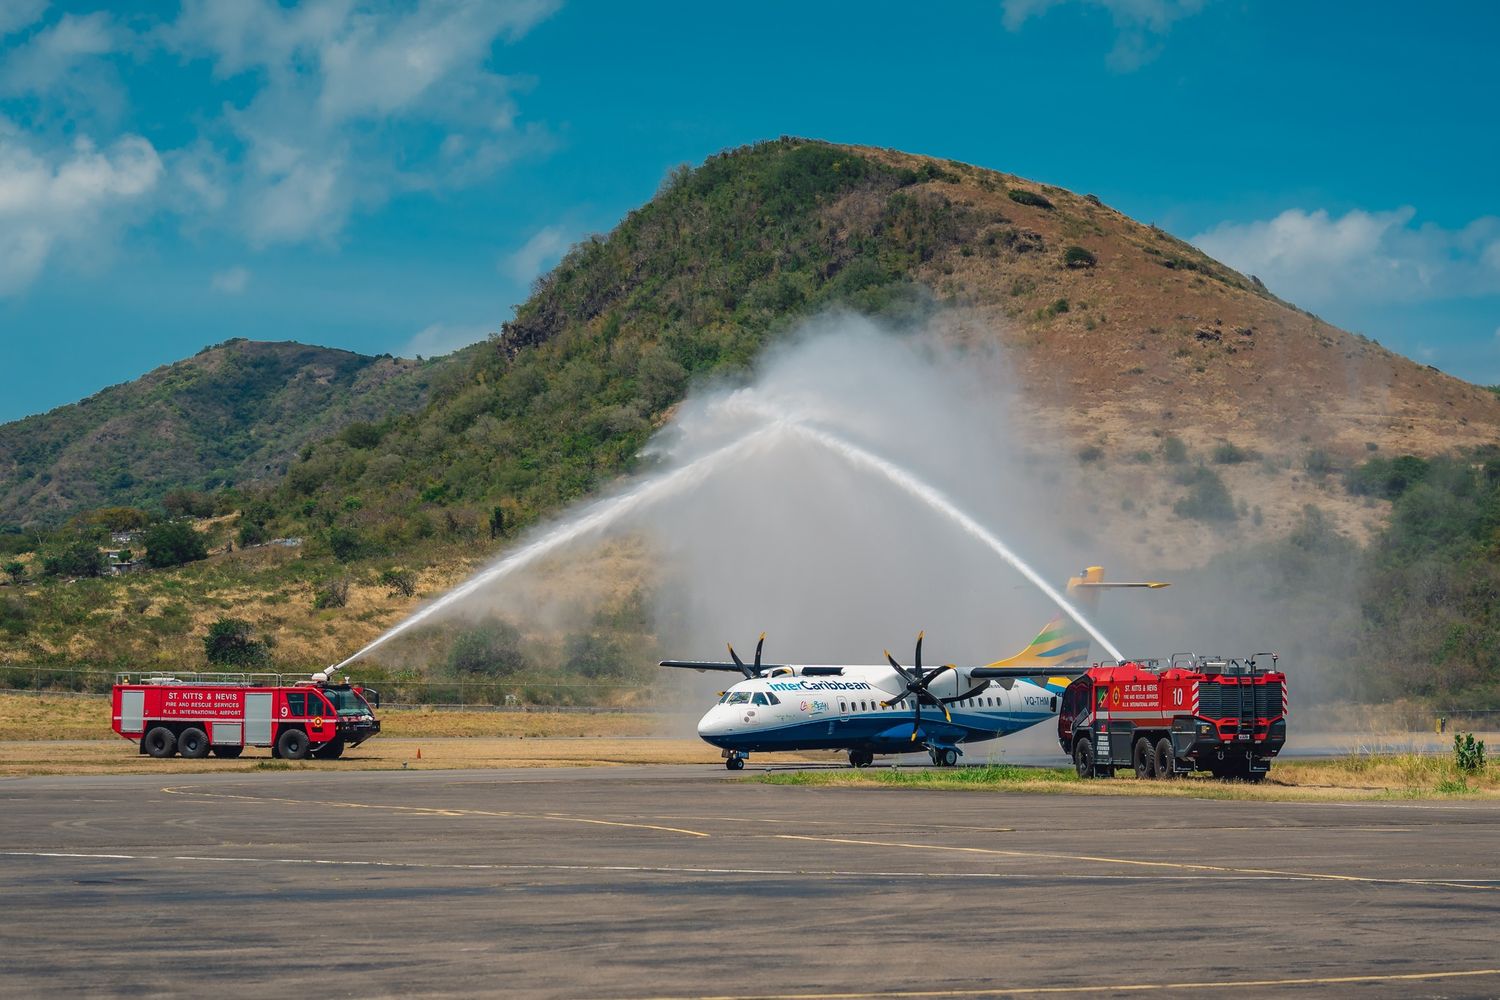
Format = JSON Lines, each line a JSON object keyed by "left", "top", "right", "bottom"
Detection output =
{"left": 623, "top": 968, "right": 1500, "bottom": 999}
{"left": 772, "top": 834, "right": 1499, "bottom": 891}
{"left": 159, "top": 786, "right": 710, "bottom": 838}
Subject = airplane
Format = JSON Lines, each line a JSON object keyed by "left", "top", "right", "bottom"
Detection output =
{"left": 660, "top": 566, "right": 1167, "bottom": 770}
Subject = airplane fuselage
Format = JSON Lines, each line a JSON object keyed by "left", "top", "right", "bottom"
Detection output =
{"left": 695, "top": 664, "right": 1062, "bottom": 756}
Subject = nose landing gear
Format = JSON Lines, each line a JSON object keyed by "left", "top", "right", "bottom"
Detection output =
{"left": 724, "top": 752, "right": 747, "bottom": 770}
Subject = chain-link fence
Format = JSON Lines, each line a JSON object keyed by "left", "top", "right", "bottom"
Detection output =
{"left": 0, "top": 664, "right": 655, "bottom": 710}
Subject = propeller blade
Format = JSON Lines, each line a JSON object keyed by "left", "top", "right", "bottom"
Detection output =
{"left": 726, "top": 643, "right": 753, "bottom": 679}
{"left": 754, "top": 632, "right": 765, "bottom": 668}
{"left": 914, "top": 630, "right": 924, "bottom": 673}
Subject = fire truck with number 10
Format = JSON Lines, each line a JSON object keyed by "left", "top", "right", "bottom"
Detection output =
{"left": 1058, "top": 653, "right": 1287, "bottom": 781}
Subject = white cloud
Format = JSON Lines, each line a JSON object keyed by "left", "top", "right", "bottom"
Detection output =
{"left": 0, "top": 12, "right": 116, "bottom": 93}
{"left": 165, "top": 0, "right": 561, "bottom": 245}
{"left": 502, "top": 225, "right": 570, "bottom": 283}
{"left": 1001, "top": 0, "right": 1206, "bottom": 71}
{"left": 0, "top": 0, "right": 48, "bottom": 38}
{"left": 210, "top": 266, "right": 250, "bottom": 294}
{"left": 0, "top": 129, "right": 162, "bottom": 295}
{"left": 1191, "top": 207, "right": 1500, "bottom": 308}
{"left": 401, "top": 322, "right": 491, "bottom": 359}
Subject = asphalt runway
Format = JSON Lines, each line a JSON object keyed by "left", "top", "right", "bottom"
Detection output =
{"left": 3, "top": 766, "right": 1500, "bottom": 999}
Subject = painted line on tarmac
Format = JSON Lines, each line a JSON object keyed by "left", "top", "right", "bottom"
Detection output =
{"left": 7, "top": 849, "right": 1475, "bottom": 884}
{"left": 771, "top": 834, "right": 1500, "bottom": 891}
{"left": 158, "top": 786, "right": 711, "bottom": 838}
{"left": 621, "top": 968, "right": 1500, "bottom": 1000}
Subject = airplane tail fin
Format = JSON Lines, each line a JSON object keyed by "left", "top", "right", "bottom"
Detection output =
{"left": 987, "top": 566, "right": 1168, "bottom": 670}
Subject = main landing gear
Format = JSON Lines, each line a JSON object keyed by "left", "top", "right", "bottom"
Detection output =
{"left": 929, "top": 746, "right": 960, "bottom": 768}
{"left": 848, "top": 750, "right": 874, "bottom": 768}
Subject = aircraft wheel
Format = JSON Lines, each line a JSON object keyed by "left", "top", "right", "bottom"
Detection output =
{"left": 1154, "top": 738, "right": 1177, "bottom": 779}
{"left": 849, "top": 750, "right": 873, "bottom": 768}
{"left": 1132, "top": 738, "right": 1155, "bottom": 779}
{"left": 725, "top": 756, "right": 745, "bottom": 771}
{"left": 935, "top": 748, "right": 958, "bottom": 767}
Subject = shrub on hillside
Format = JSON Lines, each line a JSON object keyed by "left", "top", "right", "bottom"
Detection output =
{"left": 162, "top": 488, "right": 216, "bottom": 519}
{"left": 0, "top": 595, "right": 31, "bottom": 636}
{"left": 1344, "top": 454, "right": 1429, "bottom": 499}
{"left": 1008, "top": 189, "right": 1053, "bottom": 209}
{"left": 1212, "top": 442, "right": 1257, "bottom": 465}
{"left": 203, "top": 616, "right": 269, "bottom": 667}
{"left": 312, "top": 578, "right": 349, "bottom": 609}
{"left": 42, "top": 538, "right": 106, "bottom": 578}
{"left": 379, "top": 568, "right": 417, "bottom": 597}
{"left": 144, "top": 520, "right": 208, "bottom": 568}
{"left": 1162, "top": 436, "right": 1189, "bottom": 464}
{"left": 1304, "top": 449, "right": 1337, "bottom": 479}
{"left": 1173, "top": 467, "right": 1238, "bottom": 522}
{"left": 564, "top": 632, "right": 627, "bottom": 678}
{"left": 1077, "top": 444, "right": 1104, "bottom": 464}
{"left": 448, "top": 618, "right": 528, "bottom": 678}
{"left": 1062, "top": 245, "right": 1097, "bottom": 268}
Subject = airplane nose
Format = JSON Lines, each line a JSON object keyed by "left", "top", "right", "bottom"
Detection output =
{"left": 697, "top": 707, "right": 732, "bottom": 744}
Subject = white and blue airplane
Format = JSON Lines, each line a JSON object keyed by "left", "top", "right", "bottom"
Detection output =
{"left": 661, "top": 567, "right": 1165, "bottom": 769}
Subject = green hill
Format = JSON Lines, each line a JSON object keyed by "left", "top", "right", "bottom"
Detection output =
{"left": 0, "top": 339, "right": 444, "bottom": 528}
{"left": 3, "top": 138, "right": 1499, "bottom": 707}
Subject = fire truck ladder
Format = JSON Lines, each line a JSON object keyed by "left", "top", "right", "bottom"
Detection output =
{"left": 1235, "top": 659, "right": 1267, "bottom": 773}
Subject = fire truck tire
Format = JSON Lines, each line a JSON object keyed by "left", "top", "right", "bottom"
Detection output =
{"left": 211, "top": 745, "right": 244, "bottom": 758}
{"left": 312, "top": 737, "right": 346, "bottom": 760}
{"left": 143, "top": 727, "right": 176, "bottom": 758}
{"left": 1073, "top": 737, "right": 1096, "bottom": 779}
{"left": 1154, "top": 738, "right": 1177, "bottom": 779}
{"left": 1132, "top": 738, "right": 1155, "bottom": 779}
{"left": 276, "top": 728, "right": 311, "bottom": 760}
{"left": 178, "top": 727, "right": 210, "bottom": 759}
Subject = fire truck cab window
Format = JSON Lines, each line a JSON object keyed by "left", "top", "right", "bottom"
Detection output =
{"left": 286, "top": 692, "right": 307, "bottom": 716}
{"left": 322, "top": 687, "right": 368, "bottom": 716}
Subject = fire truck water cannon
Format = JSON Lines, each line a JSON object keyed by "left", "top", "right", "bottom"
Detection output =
{"left": 111, "top": 669, "right": 383, "bottom": 761}
{"left": 1057, "top": 652, "right": 1287, "bottom": 782}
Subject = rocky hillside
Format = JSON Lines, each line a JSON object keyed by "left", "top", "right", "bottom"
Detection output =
{"left": 0, "top": 339, "right": 445, "bottom": 527}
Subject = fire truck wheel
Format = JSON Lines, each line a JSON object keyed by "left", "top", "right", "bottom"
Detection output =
{"left": 312, "top": 737, "right": 346, "bottom": 760}
{"left": 1073, "top": 737, "right": 1095, "bottom": 779}
{"left": 178, "top": 727, "right": 210, "bottom": 759}
{"left": 211, "top": 745, "right": 243, "bottom": 759}
{"left": 143, "top": 727, "right": 176, "bottom": 759}
{"left": 1154, "top": 738, "right": 1177, "bottom": 779}
{"left": 1132, "top": 738, "right": 1155, "bottom": 779}
{"left": 276, "top": 728, "right": 311, "bottom": 760}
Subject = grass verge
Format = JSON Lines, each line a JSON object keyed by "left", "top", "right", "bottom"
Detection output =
{"left": 760, "top": 756, "right": 1500, "bottom": 802}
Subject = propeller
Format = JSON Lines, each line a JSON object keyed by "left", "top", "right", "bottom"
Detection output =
{"left": 725, "top": 632, "right": 767, "bottom": 680}
{"left": 881, "top": 632, "right": 956, "bottom": 742}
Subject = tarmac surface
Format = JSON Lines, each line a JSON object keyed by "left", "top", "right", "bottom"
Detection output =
{"left": 3, "top": 764, "right": 1500, "bottom": 999}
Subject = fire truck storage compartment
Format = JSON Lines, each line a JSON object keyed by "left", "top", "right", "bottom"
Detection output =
{"left": 119, "top": 689, "right": 145, "bottom": 734}
{"left": 212, "top": 722, "right": 243, "bottom": 745}
{"left": 244, "top": 692, "right": 272, "bottom": 744}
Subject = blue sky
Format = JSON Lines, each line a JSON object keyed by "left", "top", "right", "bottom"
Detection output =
{"left": 1, "top": 0, "right": 1497, "bottom": 421}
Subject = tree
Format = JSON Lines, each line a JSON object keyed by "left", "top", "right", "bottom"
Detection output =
{"left": 163, "top": 489, "right": 215, "bottom": 519}
{"left": 203, "top": 617, "right": 269, "bottom": 667}
{"left": 447, "top": 618, "right": 528, "bottom": 678}
{"left": 564, "top": 632, "right": 626, "bottom": 678}
{"left": 42, "top": 539, "right": 105, "bottom": 578}
{"left": 379, "top": 568, "right": 417, "bottom": 597}
{"left": 488, "top": 506, "right": 506, "bottom": 540}
{"left": 4, "top": 561, "right": 24, "bottom": 584}
{"left": 144, "top": 520, "right": 209, "bottom": 568}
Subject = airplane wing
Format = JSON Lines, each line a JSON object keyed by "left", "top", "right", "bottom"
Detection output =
{"left": 659, "top": 660, "right": 752, "bottom": 673}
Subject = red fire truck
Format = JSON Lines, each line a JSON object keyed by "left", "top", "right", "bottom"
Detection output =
{"left": 1057, "top": 653, "right": 1287, "bottom": 781}
{"left": 111, "top": 671, "right": 381, "bottom": 760}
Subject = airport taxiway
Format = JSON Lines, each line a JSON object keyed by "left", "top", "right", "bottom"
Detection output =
{"left": 3, "top": 764, "right": 1499, "bottom": 998}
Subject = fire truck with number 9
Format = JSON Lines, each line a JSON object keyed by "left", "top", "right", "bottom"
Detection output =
{"left": 1058, "top": 653, "right": 1287, "bottom": 781}
{"left": 111, "top": 670, "right": 381, "bottom": 760}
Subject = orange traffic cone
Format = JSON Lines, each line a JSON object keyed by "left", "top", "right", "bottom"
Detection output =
{"left": 416, "top": 747, "right": 422, "bottom": 760}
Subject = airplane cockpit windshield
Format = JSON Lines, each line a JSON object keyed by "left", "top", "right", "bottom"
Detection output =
{"left": 718, "top": 691, "right": 782, "bottom": 706}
